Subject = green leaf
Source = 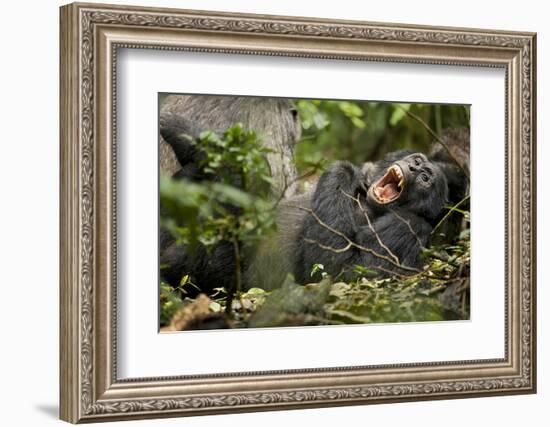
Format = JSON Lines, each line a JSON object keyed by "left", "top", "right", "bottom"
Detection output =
{"left": 389, "top": 104, "right": 411, "bottom": 126}
{"left": 209, "top": 301, "right": 222, "bottom": 312}
{"left": 350, "top": 116, "right": 366, "bottom": 129}
{"left": 246, "top": 287, "right": 267, "bottom": 295}
{"left": 310, "top": 263, "right": 325, "bottom": 277}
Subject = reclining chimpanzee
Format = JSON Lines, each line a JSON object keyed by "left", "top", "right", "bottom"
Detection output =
{"left": 291, "top": 151, "right": 449, "bottom": 283}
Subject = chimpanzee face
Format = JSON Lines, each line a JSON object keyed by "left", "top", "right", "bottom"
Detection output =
{"left": 367, "top": 152, "right": 448, "bottom": 219}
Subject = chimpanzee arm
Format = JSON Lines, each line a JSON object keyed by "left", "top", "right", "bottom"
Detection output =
{"left": 353, "top": 210, "right": 432, "bottom": 276}
{"left": 159, "top": 112, "right": 203, "bottom": 167}
{"left": 297, "top": 161, "right": 367, "bottom": 281}
{"left": 310, "top": 161, "right": 367, "bottom": 234}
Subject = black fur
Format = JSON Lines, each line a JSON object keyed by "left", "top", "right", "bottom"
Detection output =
{"left": 159, "top": 113, "right": 218, "bottom": 183}
{"left": 429, "top": 128, "right": 470, "bottom": 243}
{"left": 429, "top": 128, "right": 470, "bottom": 205}
{"left": 161, "top": 241, "right": 237, "bottom": 296}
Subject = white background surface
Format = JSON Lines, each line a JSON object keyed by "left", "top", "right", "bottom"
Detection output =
{"left": 0, "top": 0, "right": 546, "bottom": 426}
{"left": 117, "top": 49, "right": 505, "bottom": 377}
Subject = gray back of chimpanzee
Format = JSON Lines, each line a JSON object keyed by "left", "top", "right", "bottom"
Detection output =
{"left": 159, "top": 95, "right": 301, "bottom": 197}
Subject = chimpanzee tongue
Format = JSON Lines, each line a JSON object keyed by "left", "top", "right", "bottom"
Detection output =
{"left": 380, "top": 183, "right": 399, "bottom": 199}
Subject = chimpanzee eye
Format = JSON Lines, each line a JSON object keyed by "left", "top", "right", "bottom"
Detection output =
{"left": 421, "top": 173, "right": 429, "bottom": 182}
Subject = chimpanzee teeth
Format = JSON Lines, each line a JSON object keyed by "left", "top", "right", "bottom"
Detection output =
{"left": 391, "top": 165, "right": 403, "bottom": 180}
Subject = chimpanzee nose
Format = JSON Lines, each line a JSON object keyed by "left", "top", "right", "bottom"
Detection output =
{"left": 408, "top": 164, "right": 418, "bottom": 172}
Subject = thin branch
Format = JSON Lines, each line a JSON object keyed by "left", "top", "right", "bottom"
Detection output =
{"left": 303, "top": 238, "right": 352, "bottom": 253}
{"left": 453, "top": 278, "right": 470, "bottom": 294}
{"left": 371, "top": 264, "right": 418, "bottom": 280}
{"left": 425, "top": 284, "right": 447, "bottom": 296}
{"left": 426, "top": 251, "right": 460, "bottom": 268}
{"left": 431, "top": 194, "right": 471, "bottom": 235}
{"left": 397, "top": 105, "right": 470, "bottom": 181}
{"left": 339, "top": 190, "right": 400, "bottom": 264}
{"left": 389, "top": 208, "right": 423, "bottom": 248}
{"left": 287, "top": 204, "right": 421, "bottom": 274}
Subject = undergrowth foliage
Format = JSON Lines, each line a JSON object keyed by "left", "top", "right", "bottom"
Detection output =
{"left": 161, "top": 195, "right": 470, "bottom": 327}
{"left": 160, "top": 124, "right": 278, "bottom": 316}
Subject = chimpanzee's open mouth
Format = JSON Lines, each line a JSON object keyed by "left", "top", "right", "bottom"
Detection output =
{"left": 371, "top": 165, "right": 405, "bottom": 204}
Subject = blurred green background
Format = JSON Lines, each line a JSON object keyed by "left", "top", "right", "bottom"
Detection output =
{"left": 292, "top": 99, "right": 469, "bottom": 173}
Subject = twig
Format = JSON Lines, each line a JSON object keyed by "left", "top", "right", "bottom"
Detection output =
{"left": 427, "top": 252, "right": 460, "bottom": 269}
{"left": 303, "top": 237, "right": 353, "bottom": 254}
{"left": 454, "top": 278, "right": 470, "bottom": 294}
{"left": 431, "top": 194, "right": 471, "bottom": 236}
{"left": 340, "top": 190, "right": 400, "bottom": 264}
{"left": 372, "top": 264, "right": 418, "bottom": 280}
{"left": 287, "top": 204, "right": 421, "bottom": 274}
{"left": 389, "top": 208, "right": 423, "bottom": 248}
{"left": 425, "top": 284, "right": 447, "bottom": 296}
{"left": 397, "top": 105, "right": 470, "bottom": 181}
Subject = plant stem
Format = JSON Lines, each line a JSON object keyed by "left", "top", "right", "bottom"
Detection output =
{"left": 431, "top": 194, "right": 471, "bottom": 236}
{"left": 233, "top": 236, "right": 243, "bottom": 295}
{"left": 225, "top": 235, "right": 243, "bottom": 316}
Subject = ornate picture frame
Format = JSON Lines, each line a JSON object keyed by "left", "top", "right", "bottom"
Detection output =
{"left": 60, "top": 2, "right": 536, "bottom": 423}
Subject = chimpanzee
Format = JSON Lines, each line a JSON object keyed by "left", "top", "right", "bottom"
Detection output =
{"left": 158, "top": 95, "right": 301, "bottom": 295}
{"left": 245, "top": 150, "right": 451, "bottom": 288}
{"left": 292, "top": 151, "right": 449, "bottom": 283}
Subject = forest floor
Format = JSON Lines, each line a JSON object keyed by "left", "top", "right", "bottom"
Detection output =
{"left": 160, "top": 228, "right": 470, "bottom": 331}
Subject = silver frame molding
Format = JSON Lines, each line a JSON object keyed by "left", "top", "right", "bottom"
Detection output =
{"left": 60, "top": 2, "right": 537, "bottom": 423}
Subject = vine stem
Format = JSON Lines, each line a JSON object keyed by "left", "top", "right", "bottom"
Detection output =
{"left": 431, "top": 194, "right": 471, "bottom": 236}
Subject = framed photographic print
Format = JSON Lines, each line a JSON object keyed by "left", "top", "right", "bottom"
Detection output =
{"left": 60, "top": 2, "right": 537, "bottom": 423}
